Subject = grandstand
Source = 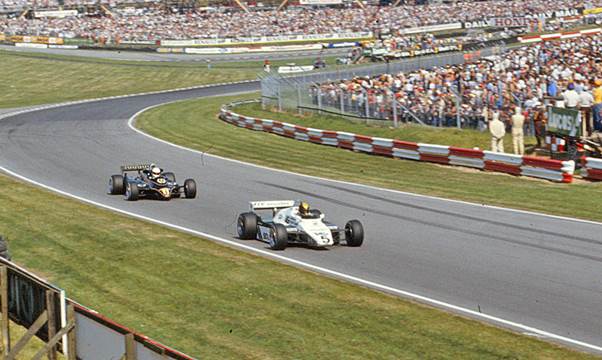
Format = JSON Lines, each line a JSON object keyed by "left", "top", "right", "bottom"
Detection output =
{"left": 1, "top": 0, "right": 600, "bottom": 41}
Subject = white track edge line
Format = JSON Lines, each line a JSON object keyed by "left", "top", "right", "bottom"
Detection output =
{"left": 0, "top": 163, "right": 600, "bottom": 353}
{"left": 128, "top": 104, "right": 602, "bottom": 227}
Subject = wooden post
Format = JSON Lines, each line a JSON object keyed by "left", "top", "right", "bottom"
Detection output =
{"left": 6, "top": 311, "right": 48, "bottom": 360}
{"left": 45, "top": 291, "right": 57, "bottom": 360}
{"left": 66, "top": 305, "right": 76, "bottom": 360}
{"left": 124, "top": 333, "right": 136, "bottom": 360}
{"left": 31, "top": 321, "right": 74, "bottom": 360}
{"left": 276, "top": 0, "right": 288, "bottom": 11}
{"left": 1, "top": 266, "right": 9, "bottom": 356}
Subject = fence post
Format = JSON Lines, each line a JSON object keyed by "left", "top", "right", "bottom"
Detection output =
{"left": 392, "top": 96, "right": 398, "bottom": 128}
{"left": 317, "top": 87, "right": 323, "bottom": 114}
{"left": 277, "top": 83, "right": 282, "bottom": 112}
{"left": 1, "top": 266, "right": 9, "bottom": 356}
{"left": 340, "top": 90, "right": 344, "bottom": 114}
{"left": 364, "top": 90, "right": 369, "bottom": 119}
{"left": 297, "top": 85, "right": 302, "bottom": 115}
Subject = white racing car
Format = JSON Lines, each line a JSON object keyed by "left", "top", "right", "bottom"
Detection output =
{"left": 237, "top": 200, "right": 364, "bottom": 250}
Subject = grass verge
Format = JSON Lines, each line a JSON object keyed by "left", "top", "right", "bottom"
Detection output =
{"left": 136, "top": 94, "right": 602, "bottom": 222}
{"left": 236, "top": 101, "right": 537, "bottom": 153}
{"left": 0, "top": 49, "right": 333, "bottom": 109}
{"left": 0, "top": 174, "right": 596, "bottom": 359}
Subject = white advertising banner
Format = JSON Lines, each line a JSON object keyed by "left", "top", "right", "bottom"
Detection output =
{"left": 34, "top": 10, "right": 78, "bottom": 18}
{"left": 299, "top": 0, "right": 342, "bottom": 4}
{"left": 161, "top": 32, "right": 372, "bottom": 47}
{"left": 396, "top": 23, "right": 462, "bottom": 35}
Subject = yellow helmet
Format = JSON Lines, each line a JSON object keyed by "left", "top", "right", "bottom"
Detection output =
{"left": 299, "top": 202, "right": 310, "bottom": 215}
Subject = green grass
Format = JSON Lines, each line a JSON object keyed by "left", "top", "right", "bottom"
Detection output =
{"left": 137, "top": 94, "right": 602, "bottom": 222}
{"left": 237, "top": 101, "right": 535, "bottom": 153}
{"left": 0, "top": 49, "right": 337, "bottom": 109}
{"left": 0, "top": 174, "right": 596, "bottom": 359}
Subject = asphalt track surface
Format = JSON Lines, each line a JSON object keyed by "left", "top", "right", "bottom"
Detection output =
{"left": 0, "top": 44, "right": 347, "bottom": 62}
{"left": 1, "top": 82, "right": 602, "bottom": 354}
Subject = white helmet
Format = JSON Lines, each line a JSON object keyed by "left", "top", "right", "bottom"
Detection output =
{"left": 151, "top": 167, "right": 161, "bottom": 176}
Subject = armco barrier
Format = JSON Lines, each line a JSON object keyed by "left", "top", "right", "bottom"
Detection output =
{"left": 219, "top": 104, "right": 575, "bottom": 183}
{"left": 519, "top": 27, "right": 601, "bottom": 43}
{"left": 581, "top": 157, "right": 602, "bottom": 180}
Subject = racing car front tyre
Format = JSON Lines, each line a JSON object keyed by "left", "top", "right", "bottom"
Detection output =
{"left": 345, "top": 220, "right": 364, "bottom": 247}
{"left": 268, "top": 224, "right": 288, "bottom": 251}
{"left": 125, "top": 182, "right": 139, "bottom": 201}
{"left": 184, "top": 179, "right": 197, "bottom": 199}
{"left": 108, "top": 175, "right": 124, "bottom": 195}
{"left": 164, "top": 172, "right": 176, "bottom": 183}
{"left": 237, "top": 212, "right": 258, "bottom": 239}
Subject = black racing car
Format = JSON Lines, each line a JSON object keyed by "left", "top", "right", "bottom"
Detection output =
{"left": 108, "top": 164, "right": 196, "bottom": 201}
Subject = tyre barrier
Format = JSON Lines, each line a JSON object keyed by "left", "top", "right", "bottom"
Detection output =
{"left": 219, "top": 106, "right": 575, "bottom": 183}
{"left": 581, "top": 157, "right": 602, "bottom": 181}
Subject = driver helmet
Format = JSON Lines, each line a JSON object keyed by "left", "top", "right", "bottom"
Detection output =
{"left": 299, "top": 202, "right": 310, "bottom": 216}
{"left": 151, "top": 166, "right": 161, "bottom": 177}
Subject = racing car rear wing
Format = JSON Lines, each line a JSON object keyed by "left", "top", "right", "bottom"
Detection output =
{"left": 121, "top": 164, "right": 152, "bottom": 172}
{"left": 250, "top": 200, "right": 296, "bottom": 211}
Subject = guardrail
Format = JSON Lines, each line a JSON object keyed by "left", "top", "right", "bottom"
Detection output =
{"left": 219, "top": 101, "right": 575, "bottom": 183}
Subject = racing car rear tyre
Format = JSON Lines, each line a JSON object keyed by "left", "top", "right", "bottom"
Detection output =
{"left": 184, "top": 179, "right": 197, "bottom": 199}
{"left": 269, "top": 224, "right": 288, "bottom": 251}
{"left": 125, "top": 182, "right": 139, "bottom": 201}
{"left": 345, "top": 220, "right": 364, "bottom": 247}
{"left": 109, "top": 175, "right": 124, "bottom": 195}
{"left": 163, "top": 172, "right": 176, "bottom": 183}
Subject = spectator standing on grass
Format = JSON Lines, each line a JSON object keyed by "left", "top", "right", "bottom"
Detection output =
{"left": 489, "top": 109, "right": 505, "bottom": 153}
{"left": 511, "top": 106, "right": 525, "bottom": 155}
{"left": 533, "top": 105, "right": 547, "bottom": 148}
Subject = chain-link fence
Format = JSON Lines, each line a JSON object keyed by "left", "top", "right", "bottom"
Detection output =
{"left": 260, "top": 45, "right": 508, "bottom": 129}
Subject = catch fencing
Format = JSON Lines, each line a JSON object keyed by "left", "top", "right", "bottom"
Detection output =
{"left": 260, "top": 46, "right": 508, "bottom": 129}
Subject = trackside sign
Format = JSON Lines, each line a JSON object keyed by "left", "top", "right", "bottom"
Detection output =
{"left": 547, "top": 107, "right": 581, "bottom": 137}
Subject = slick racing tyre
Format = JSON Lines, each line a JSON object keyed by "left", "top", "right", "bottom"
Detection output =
{"left": 125, "top": 181, "right": 139, "bottom": 201}
{"left": 345, "top": 220, "right": 364, "bottom": 247}
{"left": 237, "top": 212, "right": 258, "bottom": 240}
{"left": 108, "top": 175, "right": 124, "bottom": 195}
{"left": 268, "top": 224, "right": 288, "bottom": 251}
{"left": 184, "top": 179, "right": 197, "bottom": 199}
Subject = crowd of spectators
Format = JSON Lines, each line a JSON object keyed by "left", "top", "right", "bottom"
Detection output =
{"left": 1, "top": 0, "right": 601, "bottom": 41}
{"left": 312, "top": 34, "right": 602, "bottom": 140}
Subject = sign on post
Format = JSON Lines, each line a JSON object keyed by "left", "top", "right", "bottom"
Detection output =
{"left": 547, "top": 107, "right": 581, "bottom": 137}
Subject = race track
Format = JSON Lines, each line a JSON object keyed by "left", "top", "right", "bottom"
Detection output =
{"left": 0, "top": 82, "right": 601, "bottom": 353}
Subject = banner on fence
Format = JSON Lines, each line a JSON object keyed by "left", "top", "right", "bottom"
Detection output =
{"left": 161, "top": 32, "right": 372, "bottom": 47}
{"left": 547, "top": 106, "right": 581, "bottom": 137}
{"left": 396, "top": 23, "right": 462, "bottom": 35}
{"left": 584, "top": 7, "right": 602, "bottom": 15}
{"left": 490, "top": 17, "right": 539, "bottom": 28}
{"left": 34, "top": 10, "right": 77, "bottom": 18}
{"left": 10, "top": 35, "right": 63, "bottom": 44}
{"left": 299, "top": 0, "right": 342, "bottom": 4}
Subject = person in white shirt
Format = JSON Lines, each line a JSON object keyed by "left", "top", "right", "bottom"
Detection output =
{"left": 580, "top": 85, "right": 594, "bottom": 135}
{"left": 563, "top": 83, "right": 580, "bottom": 109}
{"left": 511, "top": 107, "right": 525, "bottom": 155}
{"left": 489, "top": 110, "right": 505, "bottom": 153}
